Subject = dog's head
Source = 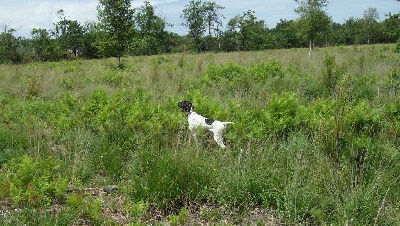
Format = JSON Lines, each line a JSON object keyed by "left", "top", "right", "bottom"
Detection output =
{"left": 178, "top": 101, "right": 194, "bottom": 113}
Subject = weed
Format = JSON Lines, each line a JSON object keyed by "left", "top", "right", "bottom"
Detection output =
{"left": 395, "top": 39, "right": 400, "bottom": 53}
{"left": 0, "top": 156, "right": 68, "bottom": 207}
{"left": 322, "top": 53, "right": 339, "bottom": 95}
{"left": 169, "top": 207, "right": 189, "bottom": 226}
{"left": 0, "top": 45, "right": 399, "bottom": 225}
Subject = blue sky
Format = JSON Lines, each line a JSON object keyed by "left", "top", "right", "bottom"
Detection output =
{"left": 0, "top": 0, "right": 399, "bottom": 37}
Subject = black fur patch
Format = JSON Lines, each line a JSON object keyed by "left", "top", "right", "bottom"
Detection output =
{"left": 178, "top": 101, "right": 193, "bottom": 113}
{"left": 205, "top": 118, "right": 214, "bottom": 125}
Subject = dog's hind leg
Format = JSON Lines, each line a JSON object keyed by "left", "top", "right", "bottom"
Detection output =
{"left": 213, "top": 132, "right": 226, "bottom": 149}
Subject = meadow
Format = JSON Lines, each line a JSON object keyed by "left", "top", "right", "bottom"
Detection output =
{"left": 0, "top": 44, "right": 399, "bottom": 225}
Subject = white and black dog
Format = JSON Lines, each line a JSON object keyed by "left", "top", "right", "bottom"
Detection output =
{"left": 178, "top": 101, "right": 234, "bottom": 149}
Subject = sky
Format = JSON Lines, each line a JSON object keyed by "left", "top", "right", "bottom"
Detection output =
{"left": 0, "top": 0, "right": 399, "bottom": 37}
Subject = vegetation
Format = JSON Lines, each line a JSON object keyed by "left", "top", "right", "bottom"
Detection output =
{"left": 0, "top": 0, "right": 400, "bottom": 64}
{"left": 295, "top": 0, "right": 331, "bottom": 56}
{"left": 0, "top": 44, "right": 399, "bottom": 225}
{"left": 96, "top": 0, "right": 134, "bottom": 65}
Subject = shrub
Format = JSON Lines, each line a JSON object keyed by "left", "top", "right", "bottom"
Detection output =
{"left": 0, "top": 156, "right": 68, "bottom": 207}
{"left": 394, "top": 39, "right": 400, "bottom": 53}
{"left": 322, "top": 53, "right": 340, "bottom": 95}
{"left": 51, "top": 92, "right": 83, "bottom": 132}
{"left": 388, "top": 69, "right": 400, "bottom": 95}
{"left": 202, "top": 62, "right": 246, "bottom": 84}
{"left": 352, "top": 74, "right": 379, "bottom": 101}
{"left": 128, "top": 149, "right": 215, "bottom": 210}
{"left": 347, "top": 100, "right": 383, "bottom": 136}
{"left": 248, "top": 60, "right": 285, "bottom": 80}
{"left": 265, "top": 92, "right": 301, "bottom": 137}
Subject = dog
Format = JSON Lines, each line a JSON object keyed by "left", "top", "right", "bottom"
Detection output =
{"left": 178, "top": 101, "right": 234, "bottom": 149}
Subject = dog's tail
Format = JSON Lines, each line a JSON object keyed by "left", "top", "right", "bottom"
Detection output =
{"left": 222, "top": 122, "right": 234, "bottom": 125}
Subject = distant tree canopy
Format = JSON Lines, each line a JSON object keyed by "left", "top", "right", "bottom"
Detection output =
{"left": 53, "top": 9, "right": 84, "bottom": 58}
{"left": 132, "top": 1, "right": 169, "bottom": 55}
{"left": 295, "top": 0, "right": 331, "bottom": 55}
{"left": 181, "top": 0, "right": 224, "bottom": 52}
{"left": 222, "top": 10, "right": 269, "bottom": 51}
{"left": 0, "top": 0, "right": 399, "bottom": 64}
{"left": 97, "top": 0, "right": 134, "bottom": 65}
{"left": 0, "top": 27, "right": 20, "bottom": 64}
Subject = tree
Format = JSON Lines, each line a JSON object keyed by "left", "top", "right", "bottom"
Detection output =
{"left": 181, "top": 0, "right": 224, "bottom": 52}
{"left": 53, "top": 9, "right": 84, "bottom": 58}
{"left": 31, "top": 28, "right": 62, "bottom": 61}
{"left": 97, "top": 0, "right": 134, "bottom": 65}
{"left": 203, "top": 1, "right": 224, "bottom": 51}
{"left": 133, "top": 1, "right": 168, "bottom": 55}
{"left": 242, "top": 10, "right": 270, "bottom": 50}
{"left": 381, "top": 13, "right": 400, "bottom": 43}
{"left": 181, "top": 0, "right": 207, "bottom": 52}
{"left": 295, "top": 0, "right": 331, "bottom": 56}
{"left": 338, "top": 17, "right": 363, "bottom": 45}
{"left": 363, "top": 7, "right": 379, "bottom": 44}
{"left": 81, "top": 21, "right": 102, "bottom": 59}
{"left": 203, "top": 1, "right": 224, "bottom": 37}
{"left": 0, "top": 26, "right": 21, "bottom": 64}
{"left": 271, "top": 19, "right": 303, "bottom": 49}
{"left": 222, "top": 10, "right": 268, "bottom": 51}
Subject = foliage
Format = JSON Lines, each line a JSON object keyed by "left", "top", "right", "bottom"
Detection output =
{"left": 132, "top": 1, "right": 169, "bottom": 55}
{"left": 181, "top": 0, "right": 224, "bottom": 52}
{"left": 395, "top": 39, "right": 400, "bottom": 53}
{"left": 0, "top": 28, "right": 21, "bottom": 64}
{"left": 0, "top": 156, "right": 68, "bottom": 207}
{"left": 223, "top": 10, "right": 269, "bottom": 51}
{"left": 97, "top": 0, "right": 134, "bottom": 64}
{"left": 265, "top": 92, "right": 302, "bottom": 137}
{"left": 65, "top": 193, "right": 104, "bottom": 224}
{"left": 1, "top": 4, "right": 399, "bottom": 63}
{"left": 382, "top": 13, "right": 400, "bottom": 43}
{"left": 53, "top": 9, "right": 85, "bottom": 58}
{"left": 169, "top": 207, "right": 189, "bottom": 226}
{"left": 295, "top": 0, "right": 331, "bottom": 51}
{"left": 0, "top": 45, "right": 399, "bottom": 225}
{"left": 30, "top": 28, "right": 64, "bottom": 61}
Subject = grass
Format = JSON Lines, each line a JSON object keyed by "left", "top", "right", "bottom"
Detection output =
{"left": 0, "top": 44, "right": 399, "bottom": 225}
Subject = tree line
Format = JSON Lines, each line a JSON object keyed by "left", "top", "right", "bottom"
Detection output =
{"left": 0, "top": 0, "right": 399, "bottom": 64}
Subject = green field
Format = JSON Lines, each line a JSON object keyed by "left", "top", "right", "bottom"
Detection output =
{"left": 0, "top": 45, "right": 399, "bottom": 225}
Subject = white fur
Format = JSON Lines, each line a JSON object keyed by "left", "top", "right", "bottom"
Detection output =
{"left": 178, "top": 101, "right": 234, "bottom": 149}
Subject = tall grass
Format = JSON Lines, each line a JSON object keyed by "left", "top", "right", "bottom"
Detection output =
{"left": 0, "top": 44, "right": 399, "bottom": 225}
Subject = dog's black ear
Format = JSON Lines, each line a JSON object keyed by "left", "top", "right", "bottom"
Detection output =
{"left": 178, "top": 101, "right": 193, "bottom": 113}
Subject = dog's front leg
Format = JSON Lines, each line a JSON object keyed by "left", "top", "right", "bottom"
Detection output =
{"left": 192, "top": 133, "right": 199, "bottom": 144}
{"left": 189, "top": 128, "right": 199, "bottom": 146}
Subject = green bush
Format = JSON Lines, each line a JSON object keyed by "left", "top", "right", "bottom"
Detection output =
{"left": 201, "top": 62, "right": 246, "bottom": 85}
{"left": 0, "top": 156, "right": 68, "bottom": 207}
{"left": 248, "top": 60, "right": 285, "bottom": 79}
{"left": 200, "top": 61, "right": 286, "bottom": 93}
{"left": 394, "top": 39, "right": 400, "bottom": 53}
{"left": 0, "top": 46, "right": 399, "bottom": 225}
{"left": 265, "top": 92, "right": 302, "bottom": 137}
{"left": 348, "top": 74, "right": 379, "bottom": 101}
{"left": 128, "top": 149, "right": 215, "bottom": 210}
{"left": 388, "top": 69, "right": 400, "bottom": 95}
{"left": 347, "top": 100, "right": 383, "bottom": 136}
{"left": 51, "top": 92, "right": 83, "bottom": 132}
{"left": 66, "top": 193, "right": 104, "bottom": 224}
{"left": 322, "top": 53, "right": 341, "bottom": 95}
